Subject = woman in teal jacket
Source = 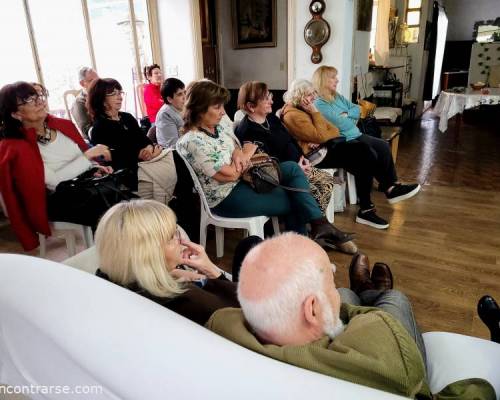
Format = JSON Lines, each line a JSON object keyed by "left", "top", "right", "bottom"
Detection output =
{"left": 313, "top": 65, "right": 421, "bottom": 229}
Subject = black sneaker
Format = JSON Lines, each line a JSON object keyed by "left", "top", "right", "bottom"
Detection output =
{"left": 356, "top": 209, "right": 389, "bottom": 229}
{"left": 386, "top": 183, "right": 421, "bottom": 204}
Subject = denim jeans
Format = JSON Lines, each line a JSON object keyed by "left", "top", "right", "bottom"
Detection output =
{"left": 338, "top": 288, "right": 427, "bottom": 367}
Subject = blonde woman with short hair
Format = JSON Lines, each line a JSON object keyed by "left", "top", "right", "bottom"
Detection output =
{"left": 312, "top": 66, "right": 421, "bottom": 230}
{"left": 95, "top": 199, "right": 239, "bottom": 325}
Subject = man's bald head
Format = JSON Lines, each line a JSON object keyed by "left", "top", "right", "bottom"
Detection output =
{"left": 237, "top": 233, "right": 342, "bottom": 345}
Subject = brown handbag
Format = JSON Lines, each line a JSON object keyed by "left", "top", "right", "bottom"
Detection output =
{"left": 241, "top": 145, "right": 308, "bottom": 194}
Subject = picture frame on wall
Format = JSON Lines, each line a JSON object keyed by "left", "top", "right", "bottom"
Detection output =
{"left": 232, "top": 0, "right": 277, "bottom": 49}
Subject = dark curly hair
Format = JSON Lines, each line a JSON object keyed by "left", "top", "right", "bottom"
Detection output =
{"left": 86, "top": 78, "right": 122, "bottom": 120}
{"left": 183, "top": 80, "right": 230, "bottom": 132}
{"left": 143, "top": 64, "right": 161, "bottom": 82}
{"left": 0, "top": 82, "right": 38, "bottom": 139}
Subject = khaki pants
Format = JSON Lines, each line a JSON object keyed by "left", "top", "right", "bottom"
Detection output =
{"left": 137, "top": 150, "right": 177, "bottom": 205}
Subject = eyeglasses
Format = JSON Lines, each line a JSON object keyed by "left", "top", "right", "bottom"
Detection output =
{"left": 106, "top": 90, "right": 125, "bottom": 97}
{"left": 170, "top": 228, "right": 182, "bottom": 244}
{"left": 17, "top": 94, "right": 47, "bottom": 107}
{"left": 264, "top": 92, "right": 273, "bottom": 101}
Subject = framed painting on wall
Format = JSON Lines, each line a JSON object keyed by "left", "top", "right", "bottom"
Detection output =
{"left": 232, "top": 0, "right": 277, "bottom": 49}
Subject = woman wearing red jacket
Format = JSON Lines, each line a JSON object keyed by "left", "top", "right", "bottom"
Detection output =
{"left": 0, "top": 81, "right": 112, "bottom": 250}
{"left": 143, "top": 64, "right": 164, "bottom": 124}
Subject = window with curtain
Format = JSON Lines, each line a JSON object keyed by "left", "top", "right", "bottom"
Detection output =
{"left": 405, "top": 0, "right": 422, "bottom": 43}
{"left": 0, "top": 0, "right": 157, "bottom": 118}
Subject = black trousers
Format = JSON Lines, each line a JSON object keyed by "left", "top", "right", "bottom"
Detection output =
{"left": 317, "top": 137, "right": 397, "bottom": 210}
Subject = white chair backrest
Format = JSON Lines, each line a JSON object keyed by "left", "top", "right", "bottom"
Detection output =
{"left": 174, "top": 145, "right": 216, "bottom": 219}
{"left": 0, "top": 191, "right": 8, "bottom": 218}
{"left": 0, "top": 254, "right": 399, "bottom": 400}
{"left": 136, "top": 83, "right": 146, "bottom": 117}
{"left": 63, "top": 89, "right": 81, "bottom": 123}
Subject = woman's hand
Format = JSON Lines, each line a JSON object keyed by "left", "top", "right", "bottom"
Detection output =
{"left": 308, "top": 143, "right": 320, "bottom": 150}
{"left": 232, "top": 148, "right": 251, "bottom": 173}
{"left": 298, "top": 156, "right": 312, "bottom": 173}
{"left": 92, "top": 165, "right": 113, "bottom": 177}
{"left": 179, "top": 240, "right": 222, "bottom": 279}
{"left": 85, "top": 144, "right": 112, "bottom": 161}
{"left": 138, "top": 145, "right": 155, "bottom": 161}
{"left": 301, "top": 97, "right": 318, "bottom": 114}
{"left": 170, "top": 268, "right": 206, "bottom": 282}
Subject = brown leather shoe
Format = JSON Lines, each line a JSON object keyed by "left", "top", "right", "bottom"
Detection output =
{"left": 371, "top": 262, "right": 394, "bottom": 291}
{"left": 311, "top": 221, "right": 357, "bottom": 254}
{"left": 349, "top": 253, "right": 374, "bottom": 294}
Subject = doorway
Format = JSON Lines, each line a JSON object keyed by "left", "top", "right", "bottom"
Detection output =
{"left": 199, "top": 0, "right": 219, "bottom": 82}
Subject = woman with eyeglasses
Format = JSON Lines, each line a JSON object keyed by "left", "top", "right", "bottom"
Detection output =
{"left": 95, "top": 199, "right": 243, "bottom": 325}
{"left": 234, "top": 81, "right": 357, "bottom": 254}
{"left": 177, "top": 80, "right": 355, "bottom": 253}
{"left": 88, "top": 78, "right": 177, "bottom": 204}
{"left": 0, "top": 81, "right": 113, "bottom": 251}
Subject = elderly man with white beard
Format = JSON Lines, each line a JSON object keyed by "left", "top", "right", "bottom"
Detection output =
{"left": 207, "top": 233, "right": 495, "bottom": 399}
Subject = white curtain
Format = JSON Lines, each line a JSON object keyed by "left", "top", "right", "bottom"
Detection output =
{"left": 432, "top": 6, "right": 448, "bottom": 98}
{"left": 374, "top": 0, "right": 390, "bottom": 66}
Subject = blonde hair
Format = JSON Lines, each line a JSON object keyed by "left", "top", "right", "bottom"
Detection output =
{"left": 312, "top": 65, "right": 338, "bottom": 102}
{"left": 95, "top": 200, "right": 186, "bottom": 298}
{"left": 283, "top": 79, "right": 314, "bottom": 107}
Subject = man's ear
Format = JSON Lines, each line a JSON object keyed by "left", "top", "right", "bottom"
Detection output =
{"left": 166, "top": 96, "right": 173, "bottom": 104}
{"left": 303, "top": 294, "right": 322, "bottom": 328}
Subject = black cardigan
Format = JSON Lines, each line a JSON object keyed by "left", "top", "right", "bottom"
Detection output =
{"left": 91, "top": 112, "right": 152, "bottom": 189}
{"left": 235, "top": 114, "right": 303, "bottom": 163}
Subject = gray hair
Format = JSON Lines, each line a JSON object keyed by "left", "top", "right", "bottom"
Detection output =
{"left": 238, "top": 258, "right": 327, "bottom": 339}
{"left": 283, "top": 79, "right": 315, "bottom": 106}
{"left": 78, "top": 66, "right": 94, "bottom": 82}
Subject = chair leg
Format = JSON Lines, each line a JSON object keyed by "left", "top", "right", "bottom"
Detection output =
{"left": 38, "top": 234, "right": 47, "bottom": 258}
{"left": 248, "top": 222, "right": 265, "bottom": 239}
{"left": 64, "top": 232, "right": 77, "bottom": 257}
{"left": 326, "top": 192, "right": 335, "bottom": 223}
{"left": 82, "top": 226, "right": 94, "bottom": 248}
{"left": 199, "top": 223, "right": 208, "bottom": 249}
{"left": 271, "top": 217, "right": 280, "bottom": 235}
{"left": 347, "top": 172, "right": 358, "bottom": 205}
{"left": 215, "top": 226, "right": 224, "bottom": 258}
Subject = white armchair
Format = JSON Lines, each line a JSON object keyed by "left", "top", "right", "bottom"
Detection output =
{"left": 0, "top": 254, "right": 499, "bottom": 400}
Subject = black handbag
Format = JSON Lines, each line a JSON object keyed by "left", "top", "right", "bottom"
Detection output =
{"left": 358, "top": 116, "right": 382, "bottom": 138}
{"left": 55, "top": 168, "right": 138, "bottom": 210}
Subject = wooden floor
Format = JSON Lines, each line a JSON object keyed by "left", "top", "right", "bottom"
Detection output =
{"left": 1, "top": 109, "right": 499, "bottom": 339}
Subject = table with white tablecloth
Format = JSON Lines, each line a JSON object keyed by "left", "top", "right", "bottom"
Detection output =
{"left": 434, "top": 88, "right": 500, "bottom": 132}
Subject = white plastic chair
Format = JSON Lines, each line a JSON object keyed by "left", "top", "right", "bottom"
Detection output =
{"left": 0, "top": 191, "right": 93, "bottom": 258}
{"left": 175, "top": 147, "right": 280, "bottom": 258}
{"left": 63, "top": 89, "right": 81, "bottom": 123}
